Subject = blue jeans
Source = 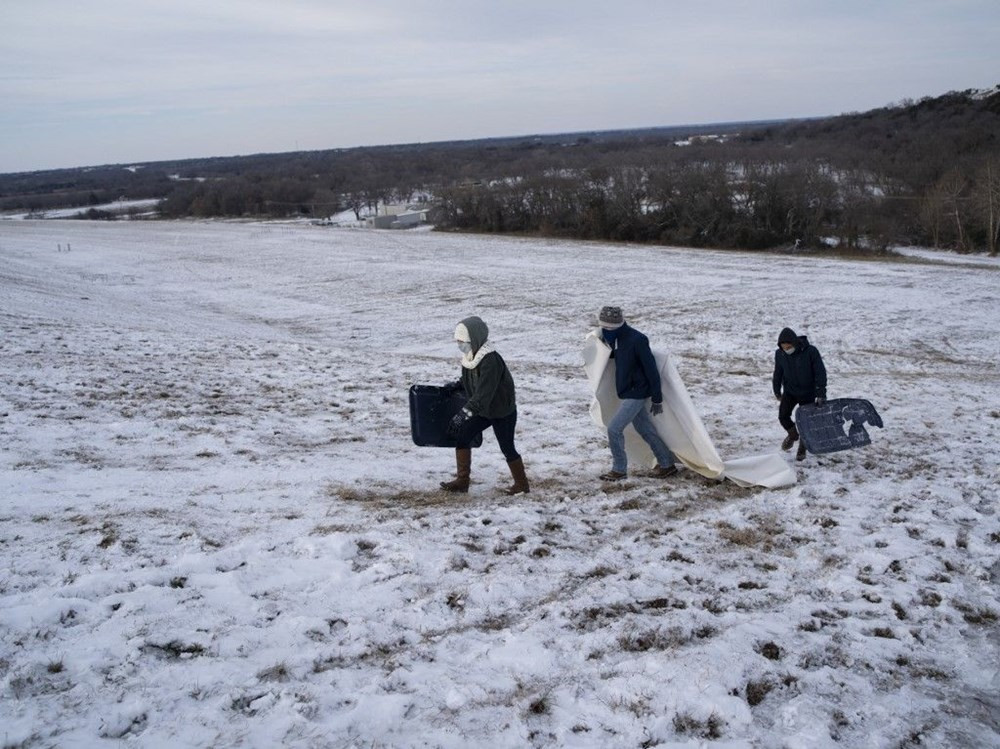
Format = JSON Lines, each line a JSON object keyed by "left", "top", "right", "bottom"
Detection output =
{"left": 608, "top": 399, "right": 675, "bottom": 473}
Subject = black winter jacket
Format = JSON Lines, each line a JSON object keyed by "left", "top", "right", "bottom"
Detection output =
{"left": 772, "top": 331, "right": 827, "bottom": 400}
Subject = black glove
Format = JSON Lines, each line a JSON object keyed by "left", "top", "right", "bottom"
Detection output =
{"left": 774, "top": 392, "right": 782, "bottom": 402}
{"left": 447, "top": 408, "right": 471, "bottom": 437}
{"left": 650, "top": 402, "right": 663, "bottom": 416}
{"left": 814, "top": 396, "right": 826, "bottom": 406}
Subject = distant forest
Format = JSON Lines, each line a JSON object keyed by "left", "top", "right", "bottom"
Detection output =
{"left": 2, "top": 87, "right": 998, "bottom": 254}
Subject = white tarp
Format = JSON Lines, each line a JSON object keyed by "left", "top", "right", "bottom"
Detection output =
{"left": 583, "top": 331, "right": 796, "bottom": 489}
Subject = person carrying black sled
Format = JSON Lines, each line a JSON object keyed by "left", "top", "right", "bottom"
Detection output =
{"left": 773, "top": 327, "right": 827, "bottom": 461}
{"left": 440, "top": 316, "right": 529, "bottom": 495}
{"left": 597, "top": 306, "right": 678, "bottom": 481}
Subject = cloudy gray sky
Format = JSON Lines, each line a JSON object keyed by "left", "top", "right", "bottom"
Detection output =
{"left": 2, "top": 0, "right": 998, "bottom": 173}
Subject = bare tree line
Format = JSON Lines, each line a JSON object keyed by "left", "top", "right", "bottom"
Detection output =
{"left": 137, "top": 87, "right": 1000, "bottom": 255}
{"left": 3, "top": 87, "right": 998, "bottom": 253}
{"left": 433, "top": 155, "right": 1000, "bottom": 254}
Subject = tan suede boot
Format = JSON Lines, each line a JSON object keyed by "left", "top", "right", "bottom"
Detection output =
{"left": 503, "top": 457, "right": 530, "bottom": 495}
{"left": 440, "top": 448, "right": 471, "bottom": 492}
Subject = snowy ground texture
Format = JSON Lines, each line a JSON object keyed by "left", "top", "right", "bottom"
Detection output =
{"left": 1, "top": 221, "right": 998, "bottom": 749}
{"left": 893, "top": 245, "right": 1000, "bottom": 269}
{"left": 1, "top": 199, "right": 161, "bottom": 221}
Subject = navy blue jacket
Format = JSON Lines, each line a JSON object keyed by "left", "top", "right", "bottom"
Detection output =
{"left": 604, "top": 324, "right": 663, "bottom": 403}
{"left": 772, "top": 335, "right": 827, "bottom": 400}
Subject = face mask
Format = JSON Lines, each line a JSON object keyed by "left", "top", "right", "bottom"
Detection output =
{"left": 782, "top": 346, "right": 795, "bottom": 355}
{"left": 457, "top": 341, "right": 472, "bottom": 355}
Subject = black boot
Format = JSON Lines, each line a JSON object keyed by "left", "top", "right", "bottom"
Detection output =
{"left": 796, "top": 440, "right": 807, "bottom": 461}
{"left": 781, "top": 426, "right": 799, "bottom": 451}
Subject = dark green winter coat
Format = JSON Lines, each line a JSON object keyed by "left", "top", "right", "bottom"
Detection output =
{"left": 458, "top": 316, "right": 516, "bottom": 419}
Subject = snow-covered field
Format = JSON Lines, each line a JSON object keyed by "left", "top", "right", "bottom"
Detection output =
{"left": 894, "top": 245, "right": 1000, "bottom": 268}
{"left": 1, "top": 198, "right": 161, "bottom": 221}
{"left": 1, "top": 220, "right": 998, "bottom": 748}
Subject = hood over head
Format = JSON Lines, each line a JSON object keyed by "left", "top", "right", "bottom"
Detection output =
{"left": 778, "top": 327, "right": 811, "bottom": 352}
{"left": 778, "top": 328, "right": 798, "bottom": 346}
{"left": 456, "top": 316, "right": 489, "bottom": 353}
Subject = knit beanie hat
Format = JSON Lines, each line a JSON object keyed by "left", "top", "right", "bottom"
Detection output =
{"left": 598, "top": 306, "right": 625, "bottom": 330}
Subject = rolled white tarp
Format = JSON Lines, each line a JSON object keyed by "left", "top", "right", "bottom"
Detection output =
{"left": 583, "top": 331, "right": 796, "bottom": 489}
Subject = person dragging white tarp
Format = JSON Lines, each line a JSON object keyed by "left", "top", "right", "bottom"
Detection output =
{"left": 594, "top": 306, "right": 679, "bottom": 481}
{"left": 583, "top": 310, "right": 797, "bottom": 490}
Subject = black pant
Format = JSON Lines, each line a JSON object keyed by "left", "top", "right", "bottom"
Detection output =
{"left": 456, "top": 410, "right": 520, "bottom": 462}
{"left": 779, "top": 393, "right": 813, "bottom": 431}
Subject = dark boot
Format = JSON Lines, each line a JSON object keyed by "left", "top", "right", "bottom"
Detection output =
{"left": 651, "top": 464, "right": 679, "bottom": 478}
{"left": 796, "top": 440, "right": 807, "bottom": 462}
{"left": 504, "top": 457, "right": 530, "bottom": 495}
{"left": 440, "top": 448, "right": 471, "bottom": 492}
{"left": 781, "top": 426, "right": 799, "bottom": 451}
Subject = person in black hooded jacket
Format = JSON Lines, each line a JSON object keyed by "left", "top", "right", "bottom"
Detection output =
{"left": 772, "top": 327, "right": 827, "bottom": 461}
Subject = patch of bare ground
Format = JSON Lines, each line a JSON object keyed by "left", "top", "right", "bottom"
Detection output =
{"left": 715, "top": 514, "right": 787, "bottom": 553}
{"left": 326, "top": 482, "right": 477, "bottom": 509}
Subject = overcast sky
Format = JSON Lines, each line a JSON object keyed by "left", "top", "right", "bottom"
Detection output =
{"left": 2, "top": 0, "right": 998, "bottom": 174}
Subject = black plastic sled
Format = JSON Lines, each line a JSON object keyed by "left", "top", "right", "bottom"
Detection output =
{"left": 409, "top": 384, "right": 483, "bottom": 448}
{"left": 796, "top": 398, "right": 883, "bottom": 455}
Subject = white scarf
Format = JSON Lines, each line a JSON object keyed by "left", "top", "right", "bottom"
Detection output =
{"left": 461, "top": 341, "right": 496, "bottom": 370}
